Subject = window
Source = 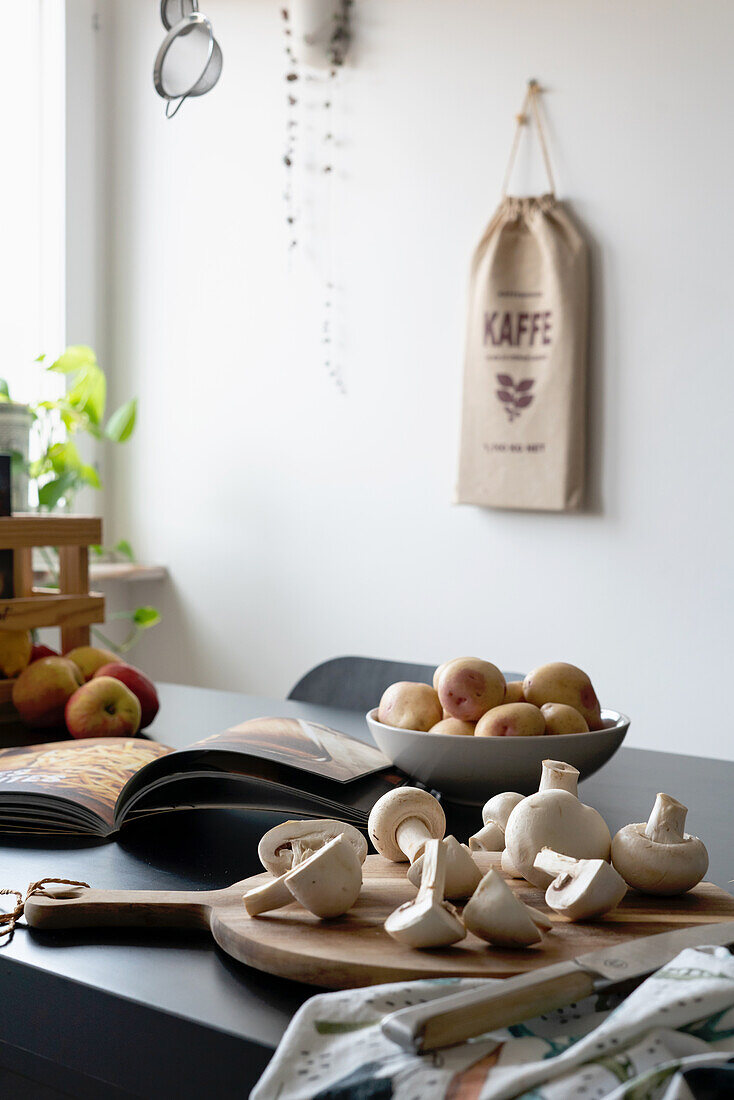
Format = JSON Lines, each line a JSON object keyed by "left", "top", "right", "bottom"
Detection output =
{"left": 1, "top": 0, "right": 65, "bottom": 403}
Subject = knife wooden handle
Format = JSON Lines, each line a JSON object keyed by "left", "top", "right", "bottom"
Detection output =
{"left": 381, "top": 960, "right": 596, "bottom": 1052}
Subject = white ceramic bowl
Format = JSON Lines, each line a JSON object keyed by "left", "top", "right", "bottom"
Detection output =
{"left": 366, "top": 708, "right": 629, "bottom": 804}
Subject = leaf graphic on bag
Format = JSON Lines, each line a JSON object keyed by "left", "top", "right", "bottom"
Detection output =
{"left": 516, "top": 379, "right": 535, "bottom": 392}
{"left": 516, "top": 394, "right": 534, "bottom": 408}
{"left": 496, "top": 374, "right": 514, "bottom": 388}
{"left": 496, "top": 390, "right": 514, "bottom": 403}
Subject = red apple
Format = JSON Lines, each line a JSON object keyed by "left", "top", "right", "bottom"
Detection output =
{"left": 30, "top": 644, "right": 59, "bottom": 663}
{"left": 94, "top": 662, "right": 159, "bottom": 729}
{"left": 63, "top": 646, "right": 120, "bottom": 682}
{"left": 65, "top": 677, "right": 142, "bottom": 739}
{"left": 12, "top": 657, "right": 84, "bottom": 728}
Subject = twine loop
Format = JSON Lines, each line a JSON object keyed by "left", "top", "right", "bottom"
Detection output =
{"left": 502, "top": 79, "right": 556, "bottom": 198}
{"left": 0, "top": 878, "right": 90, "bottom": 942}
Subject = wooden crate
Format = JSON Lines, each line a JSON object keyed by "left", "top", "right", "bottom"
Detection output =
{"left": 0, "top": 515, "right": 105, "bottom": 707}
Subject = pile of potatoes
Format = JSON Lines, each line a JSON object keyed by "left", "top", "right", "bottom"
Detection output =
{"left": 376, "top": 658, "right": 604, "bottom": 736}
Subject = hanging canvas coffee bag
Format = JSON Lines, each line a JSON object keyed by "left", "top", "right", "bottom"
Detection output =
{"left": 457, "top": 85, "right": 589, "bottom": 511}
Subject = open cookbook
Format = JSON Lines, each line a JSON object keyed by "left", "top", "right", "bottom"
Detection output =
{"left": 0, "top": 718, "right": 407, "bottom": 837}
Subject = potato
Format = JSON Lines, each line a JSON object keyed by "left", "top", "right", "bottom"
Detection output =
{"left": 503, "top": 680, "right": 525, "bottom": 705}
{"left": 432, "top": 658, "right": 472, "bottom": 691}
{"left": 541, "top": 702, "right": 589, "bottom": 735}
{"left": 475, "top": 702, "right": 546, "bottom": 738}
{"left": 429, "top": 718, "right": 476, "bottom": 736}
{"left": 523, "top": 662, "right": 603, "bottom": 730}
{"left": 377, "top": 681, "right": 442, "bottom": 731}
{"left": 437, "top": 658, "right": 505, "bottom": 721}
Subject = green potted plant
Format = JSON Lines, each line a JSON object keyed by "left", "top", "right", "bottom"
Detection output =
{"left": 1, "top": 346, "right": 160, "bottom": 655}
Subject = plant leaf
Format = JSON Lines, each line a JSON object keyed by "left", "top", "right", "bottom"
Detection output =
{"left": 516, "top": 379, "right": 535, "bottom": 392}
{"left": 105, "top": 398, "right": 137, "bottom": 443}
{"left": 67, "top": 362, "right": 106, "bottom": 426}
{"left": 516, "top": 394, "right": 534, "bottom": 408}
{"left": 80, "top": 463, "right": 102, "bottom": 489}
{"left": 132, "top": 606, "right": 161, "bottom": 629}
{"left": 496, "top": 390, "right": 514, "bottom": 403}
{"left": 89, "top": 544, "right": 104, "bottom": 557}
{"left": 496, "top": 374, "right": 514, "bottom": 387}
{"left": 37, "top": 471, "right": 79, "bottom": 510}
{"left": 114, "top": 539, "right": 135, "bottom": 561}
{"left": 0, "top": 378, "right": 10, "bottom": 400}
{"left": 47, "top": 440, "right": 82, "bottom": 474}
{"left": 48, "top": 345, "right": 98, "bottom": 375}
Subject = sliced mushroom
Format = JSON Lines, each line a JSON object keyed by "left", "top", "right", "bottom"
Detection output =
{"left": 611, "top": 792, "right": 709, "bottom": 896}
{"left": 285, "top": 834, "right": 363, "bottom": 917}
{"left": 526, "top": 905, "right": 553, "bottom": 931}
{"left": 258, "top": 818, "right": 367, "bottom": 875}
{"left": 462, "top": 869, "right": 543, "bottom": 947}
{"left": 244, "top": 834, "right": 363, "bottom": 918}
{"left": 251, "top": 818, "right": 368, "bottom": 914}
{"left": 534, "top": 848, "right": 627, "bottom": 921}
{"left": 407, "top": 836, "right": 482, "bottom": 899}
{"left": 384, "top": 838, "right": 466, "bottom": 948}
{"left": 368, "top": 787, "right": 446, "bottom": 863}
{"left": 469, "top": 791, "right": 524, "bottom": 852}
{"left": 504, "top": 789, "right": 611, "bottom": 889}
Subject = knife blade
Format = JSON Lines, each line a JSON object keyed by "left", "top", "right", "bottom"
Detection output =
{"left": 382, "top": 919, "right": 734, "bottom": 1053}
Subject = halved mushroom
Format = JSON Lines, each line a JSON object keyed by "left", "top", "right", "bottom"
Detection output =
{"left": 258, "top": 818, "right": 367, "bottom": 875}
{"left": 384, "top": 838, "right": 466, "bottom": 948}
{"left": 504, "top": 789, "right": 611, "bottom": 889}
{"left": 533, "top": 848, "right": 627, "bottom": 921}
{"left": 244, "top": 834, "right": 363, "bottom": 918}
{"left": 462, "top": 869, "right": 543, "bottom": 947}
{"left": 368, "top": 787, "right": 446, "bottom": 863}
{"left": 285, "top": 834, "right": 363, "bottom": 917}
{"left": 611, "top": 792, "right": 709, "bottom": 896}
{"left": 252, "top": 818, "right": 368, "bottom": 914}
{"left": 469, "top": 792, "right": 524, "bottom": 852}
{"left": 407, "top": 836, "right": 482, "bottom": 899}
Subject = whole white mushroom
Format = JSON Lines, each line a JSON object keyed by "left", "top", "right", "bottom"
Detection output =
{"left": 504, "top": 789, "right": 611, "bottom": 889}
{"left": 611, "top": 792, "right": 709, "bottom": 896}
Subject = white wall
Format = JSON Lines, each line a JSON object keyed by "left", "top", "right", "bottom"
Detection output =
{"left": 91, "top": 0, "right": 734, "bottom": 758}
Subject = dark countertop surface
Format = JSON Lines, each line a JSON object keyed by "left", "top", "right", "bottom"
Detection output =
{"left": 0, "top": 682, "right": 732, "bottom": 1097}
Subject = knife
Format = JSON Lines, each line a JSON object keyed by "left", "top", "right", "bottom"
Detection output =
{"left": 381, "top": 919, "right": 734, "bottom": 1053}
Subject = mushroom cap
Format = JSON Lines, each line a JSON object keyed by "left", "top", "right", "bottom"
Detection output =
{"left": 407, "top": 836, "right": 482, "bottom": 899}
{"left": 611, "top": 823, "right": 709, "bottom": 896}
{"left": 368, "top": 787, "right": 446, "bottom": 862}
{"left": 258, "top": 819, "right": 368, "bottom": 876}
{"left": 284, "top": 834, "right": 363, "bottom": 918}
{"left": 462, "top": 869, "right": 543, "bottom": 947}
{"left": 504, "top": 789, "right": 612, "bottom": 889}
{"left": 501, "top": 846, "right": 522, "bottom": 878}
{"left": 482, "top": 791, "right": 525, "bottom": 828}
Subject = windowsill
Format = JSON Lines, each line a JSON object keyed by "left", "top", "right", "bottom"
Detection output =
{"left": 32, "top": 563, "right": 168, "bottom": 584}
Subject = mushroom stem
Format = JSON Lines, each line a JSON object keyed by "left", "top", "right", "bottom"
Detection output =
{"left": 396, "top": 816, "right": 433, "bottom": 862}
{"left": 532, "top": 849, "right": 581, "bottom": 878}
{"left": 645, "top": 792, "right": 688, "bottom": 845}
{"left": 468, "top": 821, "right": 505, "bottom": 853}
{"left": 539, "top": 760, "right": 579, "bottom": 796}
{"left": 243, "top": 874, "right": 293, "bottom": 916}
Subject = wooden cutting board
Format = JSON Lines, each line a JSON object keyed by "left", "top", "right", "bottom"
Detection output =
{"left": 25, "top": 853, "right": 734, "bottom": 990}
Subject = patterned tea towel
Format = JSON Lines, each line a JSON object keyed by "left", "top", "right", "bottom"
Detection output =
{"left": 251, "top": 946, "right": 734, "bottom": 1100}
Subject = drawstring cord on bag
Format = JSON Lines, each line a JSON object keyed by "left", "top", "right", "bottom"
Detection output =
{"left": 0, "top": 878, "right": 90, "bottom": 942}
{"left": 502, "top": 79, "right": 556, "bottom": 198}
